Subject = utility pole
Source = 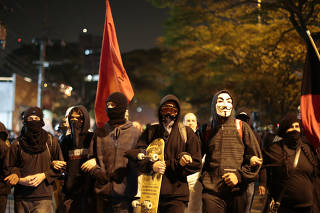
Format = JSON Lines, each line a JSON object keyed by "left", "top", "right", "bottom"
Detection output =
{"left": 37, "top": 40, "right": 46, "bottom": 107}
{"left": 37, "top": 0, "right": 48, "bottom": 108}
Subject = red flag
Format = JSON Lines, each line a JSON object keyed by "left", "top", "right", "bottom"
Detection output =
{"left": 95, "top": 0, "right": 134, "bottom": 127}
{"left": 301, "top": 32, "right": 320, "bottom": 150}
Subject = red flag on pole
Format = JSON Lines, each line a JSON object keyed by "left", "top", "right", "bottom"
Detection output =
{"left": 300, "top": 31, "right": 320, "bottom": 150}
{"left": 94, "top": 0, "right": 134, "bottom": 128}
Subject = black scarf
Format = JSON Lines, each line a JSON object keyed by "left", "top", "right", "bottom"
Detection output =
{"left": 282, "top": 131, "right": 301, "bottom": 149}
{"left": 19, "top": 123, "right": 48, "bottom": 154}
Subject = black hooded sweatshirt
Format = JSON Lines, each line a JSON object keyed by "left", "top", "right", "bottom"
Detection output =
{"left": 0, "top": 122, "right": 10, "bottom": 196}
{"left": 200, "top": 90, "right": 261, "bottom": 196}
{"left": 59, "top": 105, "right": 94, "bottom": 197}
{"left": 134, "top": 94, "right": 202, "bottom": 201}
{"left": 4, "top": 129, "right": 63, "bottom": 201}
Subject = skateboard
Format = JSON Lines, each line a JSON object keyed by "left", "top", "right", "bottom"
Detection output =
{"left": 132, "top": 138, "right": 165, "bottom": 213}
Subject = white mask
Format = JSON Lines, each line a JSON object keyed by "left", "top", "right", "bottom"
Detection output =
{"left": 183, "top": 113, "right": 197, "bottom": 132}
{"left": 216, "top": 93, "right": 233, "bottom": 117}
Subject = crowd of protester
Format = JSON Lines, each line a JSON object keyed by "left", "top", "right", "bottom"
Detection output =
{"left": 0, "top": 91, "right": 319, "bottom": 213}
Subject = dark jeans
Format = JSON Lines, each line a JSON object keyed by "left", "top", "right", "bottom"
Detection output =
{"left": 15, "top": 199, "right": 52, "bottom": 213}
{"left": 0, "top": 195, "right": 7, "bottom": 213}
{"left": 202, "top": 190, "right": 248, "bottom": 213}
{"left": 96, "top": 196, "right": 133, "bottom": 213}
{"left": 63, "top": 195, "right": 96, "bottom": 213}
{"left": 158, "top": 197, "right": 187, "bottom": 213}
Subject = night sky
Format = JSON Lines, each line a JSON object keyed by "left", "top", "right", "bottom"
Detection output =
{"left": 4, "top": 0, "right": 168, "bottom": 52}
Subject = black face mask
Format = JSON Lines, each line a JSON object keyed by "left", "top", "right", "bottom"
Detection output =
{"left": 161, "top": 114, "right": 176, "bottom": 125}
{"left": 284, "top": 130, "right": 301, "bottom": 149}
{"left": 25, "top": 120, "right": 43, "bottom": 132}
{"left": 70, "top": 120, "right": 83, "bottom": 130}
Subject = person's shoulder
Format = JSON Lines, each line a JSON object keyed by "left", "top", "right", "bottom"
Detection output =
{"left": 94, "top": 126, "right": 109, "bottom": 138}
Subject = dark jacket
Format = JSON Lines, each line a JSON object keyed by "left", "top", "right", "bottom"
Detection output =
{"left": 89, "top": 121, "right": 140, "bottom": 198}
{"left": 200, "top": 90, "right": 261, "bottom": 196}
{"left": 4, "top": 133, "right": 64, "bottom": 201}
{"left": 60, "top": 105, "right": 94, "bottom": 197}
{"left": 263, "top": 137, "right": 318, "bottom": 208}
{"left": 134, "top": 95, "right": 202, "bottom": 201}
{"left": 0, "top": 122, "right": 10, "bottom": 195}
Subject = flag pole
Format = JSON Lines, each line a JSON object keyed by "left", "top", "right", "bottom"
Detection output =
{"left": 306, "top": 30, "right": 320, "bottom": 62}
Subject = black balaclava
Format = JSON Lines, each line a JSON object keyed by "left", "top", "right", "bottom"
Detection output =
{"left": 278, "top": 112, "right": 301, "bottom": 149}
{"left": 20, "top": 107, "right": 48, "bottom": 154}
{"left": 106, "top": 92, "right": 128, "bottom": 126}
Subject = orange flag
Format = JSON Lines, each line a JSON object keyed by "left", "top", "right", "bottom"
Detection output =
{"left": 95, "top": 0, "right": 134, "bottom": 127}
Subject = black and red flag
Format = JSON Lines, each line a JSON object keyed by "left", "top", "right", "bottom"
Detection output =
{"left": 301, "top": 31, "right": 320, "bottom": 150}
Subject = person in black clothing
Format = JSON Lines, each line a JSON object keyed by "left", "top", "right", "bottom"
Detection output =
{"left": 81, "top": 92, "right": 141, "bottom": 213}
{"left": 129, "top": 94, "right": 202, "bottom": 213}
{"left": 199, "top": 90, "right": 261, "bottom": 213}
{"left": 4, "top": 106, "right": 64, "bottom": 213}
{"left": 0, "top": 122, "right": 11, "bottom": 213}
{"left": 263, "top": 113, "right": 318, "bottom": 213}
{"left": 59, "top": 105, "right": 95, "bottom": 213}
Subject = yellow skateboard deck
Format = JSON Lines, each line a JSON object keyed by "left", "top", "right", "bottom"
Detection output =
{"left": 135, "top": 138, "right": 165, "bottom": 213}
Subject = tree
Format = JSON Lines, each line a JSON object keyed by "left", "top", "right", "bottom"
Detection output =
{"left": 146, "top": 0, "right": 310, "bottom": 124}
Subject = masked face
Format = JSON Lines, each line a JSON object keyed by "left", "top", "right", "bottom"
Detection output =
{"left": 160, "top": 101, "right": 178, "bottom": 120}
{"left": 216, "top": 93, "right": 233, "bottom": 117}
{"left": 183, "top": 113, "right": 197, "bottom": 132}
{"left": 69, "top": 110, "right": 83, "bottom": 129}
{"left": 25, "top": 115, "right": 43, "bottom": 132}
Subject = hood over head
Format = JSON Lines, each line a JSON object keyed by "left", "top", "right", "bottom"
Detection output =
{"left": 68, "top": 105, "right": 90, "bottom": 134}
{"left": 158, "top": 94, "right": 181, "bottom": 125}
{"left": 211, "top": 90, "right": 233, "bottom": 124}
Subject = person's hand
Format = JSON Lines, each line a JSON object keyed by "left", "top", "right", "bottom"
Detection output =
{"left": 153, "top": 161, "right": 166, "bottom": 174}
{"left": 258, "top": 185, "right": 266, "bottom": 196}
{"left": 222, "top": 173, "right": 238, "bottom": 187}
{"left": 81, "top": 158, "right": 97, "bottom": 172}
{"left": 179, "top": 155, "right": 193, "bottom": 167}
{"left": 4, "top": 174, "right": 19, "bottom": 185}
{"left": 52, "top": 160, "right": 66, "bottom": 170}
{"left": 19, "top": 173, "right": 46, "bottom": 187}
{"left": 28, "top": 173, "right": 46, "bottom": 187}
{"left": 250, "top": 156, "right": 262, "bottom": 166}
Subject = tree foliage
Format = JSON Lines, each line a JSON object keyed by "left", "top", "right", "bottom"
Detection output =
{"left": 146, "top": 0, "right": 319, "bottom": 124}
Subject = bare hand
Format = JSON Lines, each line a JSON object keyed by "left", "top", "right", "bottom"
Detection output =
{"left": 4, "top": 174, "right": 19, "bottom": 185}
{"left": 81, "top": 158, "right": 97, "bottom": 172}
{"left": 19, "top": 173, "right": 46, "bottom": 187}
{"left": 52, "top": 160, "right": 66, "bottom": 170}
{"left": 258, "top": 185, "right": 266, "bottom": 196}
{"left": 222, "top": 172, "right": 238, "bottom": 187}
{"left": 179, "top": 154, "right": 193, "bottom": 167}
{"left": 250, "top": 156, "right": 262, "bottom": 166}
{"left": 153, "top": 161, "right": 166, "bottom": 174}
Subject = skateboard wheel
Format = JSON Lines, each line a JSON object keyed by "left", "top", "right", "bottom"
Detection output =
{"left": 143, "top": 201, "right": 152, "bottom": 210}
{"left": 132, "top": 200, "right": 140, "bottom": 207}
{"left": 151, "top": 153, "right": 159, "bottom": 162}
{"left": 137, "top": 153, "right": 145, "bottom": 160}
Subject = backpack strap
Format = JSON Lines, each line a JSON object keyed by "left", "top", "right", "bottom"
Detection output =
{"left": 178, "top": 123, "right": 187, "bottom": 143}
{"left": 235, "top": 119, "right": 243, "bottom": 140}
